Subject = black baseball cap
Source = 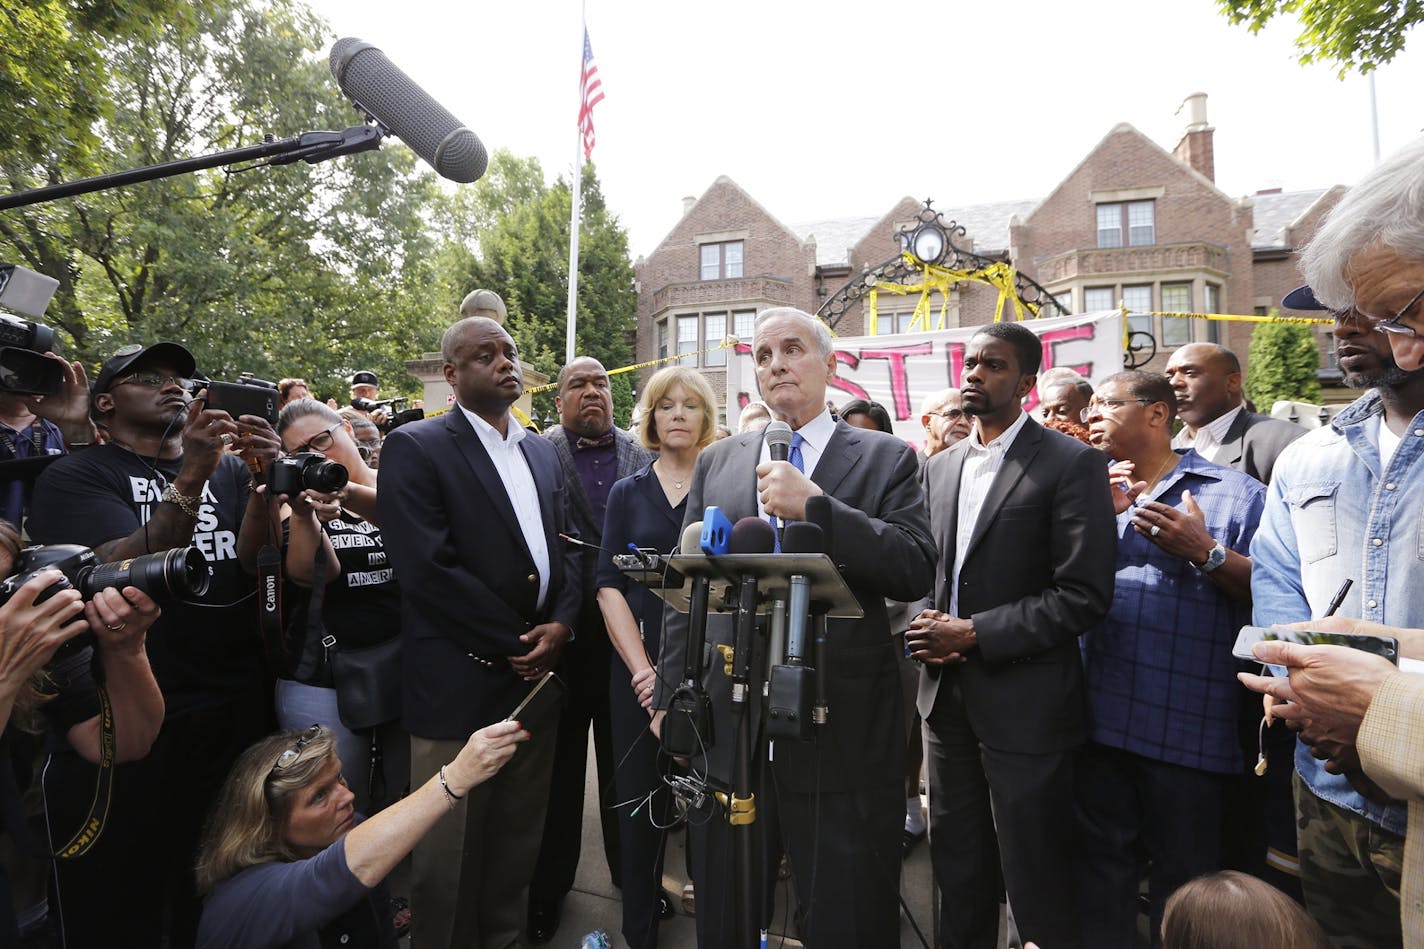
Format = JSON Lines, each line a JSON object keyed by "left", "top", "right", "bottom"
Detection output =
{"left": 92, "top": 342, "right": 197, "bottom": 395}
{"left": 1282, "top": 285, "right": 1326, "bottom": 312}
{"left": 351, "top": 370, "right": 378, "bottom": 387}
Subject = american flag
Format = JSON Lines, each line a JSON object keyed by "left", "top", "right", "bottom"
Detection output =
{"left": 578, "top": 28, "right": 604, "bottom": 160}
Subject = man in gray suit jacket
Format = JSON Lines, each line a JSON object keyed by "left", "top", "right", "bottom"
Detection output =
{"left": 528, "top": 357, "right": 654, "bottom": 942}
{"left": 1166, "top": 342, "right": 1304, "bottom": 485}
{"left": 910, "top": 322, "right": 1116, "bottom": 949}
{"left": 655, "top": 307, "right": 936, "bottom": 948}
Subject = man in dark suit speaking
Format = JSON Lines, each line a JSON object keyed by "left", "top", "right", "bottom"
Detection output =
{"left": 909, "top": 322, "right": 1115, "bottom": 949}
{"left": 378, "top": 316, "right": 581, "bottom": 949}
{"left": 654, "top": 306, "right": 936, "bottom": 948}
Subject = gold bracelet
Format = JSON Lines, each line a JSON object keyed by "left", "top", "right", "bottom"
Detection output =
{"left": 438, "top": 764, "right": 464, "bottom": 810}
{"left": 160, "top": 483, "right": 202, "bottom": 518}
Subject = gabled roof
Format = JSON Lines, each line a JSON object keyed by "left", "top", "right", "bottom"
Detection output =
{"left": 788, "top": 216, "right": 879, "bottom": 267}
{"left": 1250, "top": 189, "right": 1331, "bottom": 250}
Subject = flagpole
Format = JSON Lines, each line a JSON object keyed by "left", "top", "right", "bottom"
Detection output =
{"left": 565, "top": 18, "right": 585, "bottom": 366}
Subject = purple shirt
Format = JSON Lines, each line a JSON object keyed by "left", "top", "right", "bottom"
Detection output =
{"left": 570, "top": 437, "right": 617, "bottom": 531}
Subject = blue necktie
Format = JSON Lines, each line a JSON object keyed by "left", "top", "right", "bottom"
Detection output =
{"left": 772, "top": 432, "right": 806, "bottom": 551}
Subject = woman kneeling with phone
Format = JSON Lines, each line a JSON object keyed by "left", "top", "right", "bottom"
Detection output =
{"left": 194, "top": 720, "right": 528, "bottom": 948}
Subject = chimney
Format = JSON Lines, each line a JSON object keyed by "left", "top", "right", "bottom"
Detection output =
{"left": 1172, "top": 92, "right": 1215, "bottom": 182}
{"left": 682, "top": 195, "right": 697, "bottom": 216}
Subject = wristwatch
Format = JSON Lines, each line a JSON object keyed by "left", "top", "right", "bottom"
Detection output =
{"left": 160, "top": 483, "right": 202, "bottom": 518}
{"left": 1194, "top": 542, "right": 1227, "bottom": 573}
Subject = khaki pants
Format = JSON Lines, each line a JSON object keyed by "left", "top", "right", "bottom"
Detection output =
{"left": 409, "top": 724, "right": 557, "bottom": 949}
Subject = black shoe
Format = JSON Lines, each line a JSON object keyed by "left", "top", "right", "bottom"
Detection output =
{"left": 527, "top": 897, "right": 563, "bottom": 944}
{"left": 658, "top": 889, "right": 676, "bottom": 920}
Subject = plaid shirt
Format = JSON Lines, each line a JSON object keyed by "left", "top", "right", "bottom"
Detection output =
{"left": 1082, "top": 449, "right": 1265, "bottom": 774}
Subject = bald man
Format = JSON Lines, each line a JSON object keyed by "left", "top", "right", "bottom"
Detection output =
{"left": 919, "top": 387, "right": 971, "bottom": 460}
{"left": 1165, "top": 343, "right": 1303, "bottom": 485}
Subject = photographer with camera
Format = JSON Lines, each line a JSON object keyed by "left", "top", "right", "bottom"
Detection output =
{"left": 25, "top": 342, "right": 283, "bottom": 949}
{"left": 0, "top": 516, "right": 165, "bottom": 944}
{"left": 270, "top": 399, "right": 405, "bottom": 823}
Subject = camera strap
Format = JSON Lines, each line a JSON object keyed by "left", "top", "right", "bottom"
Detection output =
{"left": 53, "top": 686, "right": 116, "bottom": 859}
{"left": 257, "top": 543, "right": 282, "bottom": 647}
{"left": 292, "top": 545, "right": 329, "bottom": 682}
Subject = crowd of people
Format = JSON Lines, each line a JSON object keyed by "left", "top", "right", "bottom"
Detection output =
{"left": 1, "top": 136, "right": 1424, "bottom": 949}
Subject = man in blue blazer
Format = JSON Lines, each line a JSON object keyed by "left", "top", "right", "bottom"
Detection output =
{"left": 378, "top": 316, "right": 582, "bottom": 949}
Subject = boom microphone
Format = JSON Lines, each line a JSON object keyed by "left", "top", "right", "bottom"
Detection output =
{"left": 329, "top": 38, "right": 488, "bottom": 183}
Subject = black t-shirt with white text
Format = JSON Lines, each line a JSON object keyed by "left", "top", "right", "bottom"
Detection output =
{"left": 28, "top": 445, "right": 265, "bottom": 711}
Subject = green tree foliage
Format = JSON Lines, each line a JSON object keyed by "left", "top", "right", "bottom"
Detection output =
{"left": 0, "top": 0, "right": 446, "bottom": 398}
{"left": 1245, "top": 318, "right": 1323, "bottom": 409}
{"left": 1218, "top": 0, "right": 1422, "bottom": 75}
{"left": 445, "top": 152, "right": 637, "bottom": 422}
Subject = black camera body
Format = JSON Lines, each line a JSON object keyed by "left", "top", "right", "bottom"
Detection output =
{"left": 0, "top": 544, "right": 211, "bottom": 656}
{"left": 205, "top": 373, "right": 279, "bottom": 426}
{"left": 0, "top": 264, "right": 64, "bottom": 396}
{"left": 266, "top": 452, "right": 349, "bottom": 496}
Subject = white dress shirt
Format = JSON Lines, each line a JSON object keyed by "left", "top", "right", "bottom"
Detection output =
{"left": 1171, "top": 404, "right": 1244, "bottom": 463}
{"left": 460, "top": 404, "right": 551, "bottom": 609}
{"left": 950, "top": 410, "right": 1031, "bottom": 617}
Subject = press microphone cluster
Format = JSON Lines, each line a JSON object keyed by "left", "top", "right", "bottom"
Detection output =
{"left": 662, "top": 520, "right": 715, "bottom": 759}
{"left": 329, "top": 38, "right": 489, "bottom": 183}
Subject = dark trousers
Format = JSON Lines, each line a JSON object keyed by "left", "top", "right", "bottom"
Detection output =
{"left": 609, "top": 655, "right": 672, "bottom": 949}
{"left": 529, "top": 618, "right": 621, "bottom": 907}
{"left": 43, "top": 693, "right": 272, "bottom": 949}
{"left": 1073, "top": 742, "right": 1227, "bottom": 949}
{"left": 924, "top": 683, "right": 1081, "bottom": 949}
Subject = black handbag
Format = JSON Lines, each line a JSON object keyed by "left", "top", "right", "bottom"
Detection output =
{"left": 329, "top": 635, "right": 403, "bottom": 731}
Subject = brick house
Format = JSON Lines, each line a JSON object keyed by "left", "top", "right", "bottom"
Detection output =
{"left": 632, "top": 94, "right": 1341, "bottom": 420}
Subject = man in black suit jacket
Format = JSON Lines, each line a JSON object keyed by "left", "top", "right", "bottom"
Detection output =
{"left": 528, "top": 356, "right": 654, "bottom": 942}
{"left": 1166, "top": 342, "right": 1304, "bottom": 484}
{"left": 910, "top": 322, "right": 1115, "bottom": 949}
{"left": 654, "top": 307, "right": 936, "bottom": 948}
{"left": 378, "top": 317, "right": 582, "bottom": 949}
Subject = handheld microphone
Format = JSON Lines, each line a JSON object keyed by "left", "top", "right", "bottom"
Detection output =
{"left": 764, "top": 420, "right": 793, "bottom": 463}
{"left": 767, "top": 521, "right": 822, "bottom": 741}
{"left": 329, "top": 38, "right": 488, "bottom": 183}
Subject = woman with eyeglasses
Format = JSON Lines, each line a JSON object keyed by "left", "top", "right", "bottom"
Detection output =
{"left": 194, "top": 719, "right": 526, "bottom": 948}
{"left": 271, "top": 399, "right": 403, "bottom": 821}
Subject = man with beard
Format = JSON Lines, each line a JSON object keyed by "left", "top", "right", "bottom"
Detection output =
{"left": 1248, "top": 296, "right": 1424, "bottom": 948}
{"left": 527, "top": 357, "right": 652, "bottom": 942}
{"left": 29, "top": 342, "right": 282, "bottom": 948}
{"left": 911, "top": 322, "right": 1116, "bottom": 949}
{"left": 1165, "top": 342, "right": 1303, "bottom": 485}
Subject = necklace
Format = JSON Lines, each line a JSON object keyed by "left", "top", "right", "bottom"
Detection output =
{"left": 658, "top": 460, "right": 693, "bottom": 490}
{"left": 1144, "top": 452, "right": 1179, "bottom": 493}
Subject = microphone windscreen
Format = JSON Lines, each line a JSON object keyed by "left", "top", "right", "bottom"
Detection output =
{"left": 764, "top": 420, "right": 792, "bottom": 463}
{"left": 680, "top": 521, "right": 704, "bottom": 556}
{"left": 330, "top": 38, "right": 488, "bottom": 183}
{"left": 804, "top": 494, "right": 834, "bottom": 554}
{"left": 729, "top": 516, "right": 775, "bottom": 554}
{"left": 781, "top": 521, "right": 824, "bottom": 555}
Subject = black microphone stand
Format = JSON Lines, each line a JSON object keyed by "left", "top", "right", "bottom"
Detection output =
{"left": 0, "top": 125, "right": 385, "bottom": 211}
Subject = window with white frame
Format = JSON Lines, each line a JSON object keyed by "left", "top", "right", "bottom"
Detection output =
{"left": 700, "top": 241, "right": 744, "bottom": 280}
{"left": 1084, "top": 287, "right": 1116, "bottom": 312}
{"left": 875, "top": 311, "right": 916, "bottom": 335}
{"left": 704, "top": 312, "right": 727, "bottom": 366}
{"left": 734, "top": 309, "right": 756, "bottom": 345}
{"left": 1096, "top": 201, "right": 1155, "bottom": 248}
{"left": 657, "top": 320, "right": 668, "bottom": 360}
{"left": 1161, "top": 283, "right": 1192, "bottom": 346}
{"left": 1123, "top": 285, "right": 1152, "bottom": 336}
{"left": 677, "top": 315, "right": 699, "bottom": 366}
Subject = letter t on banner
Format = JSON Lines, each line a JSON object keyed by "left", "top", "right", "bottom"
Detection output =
{"left": 566, "top": 19, "right": 606, "bottom": 364}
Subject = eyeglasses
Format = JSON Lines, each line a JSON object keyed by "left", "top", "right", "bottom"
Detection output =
{"left": 1372, "top": 286, "right": 1424, "bottom": 337}
{"left": 289, "top": 423, "right": 342, "bottom": 455}
{"left": 930, "top": 408, "right": 966, "bottom": 420}
{"left": 1080, "top": 398, "right": 1154, "bottom": 423}
{"left": 268, "top": 725, "right": 321, "bottom": 778}
{"left": 116, "top": 372, "right": 193, "bottom": 391}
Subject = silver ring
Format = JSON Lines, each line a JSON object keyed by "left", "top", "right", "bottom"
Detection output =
{"left": 105, "top": 622, "right": 126, "bottom": 631}
{"left": 1150, "top": 524, "right": 1161, "bottom": 537}
{"left": 220, "top": 432, "right": 235, "bottom": 447}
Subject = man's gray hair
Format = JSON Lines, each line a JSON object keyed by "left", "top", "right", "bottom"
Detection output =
{"left": 1301, "top": 135, "right": 1424, "bottom": 311}
{"left": 1036, "top": 367, "right": 1092, "bottom": 399}
{"left": 754, "top": 307, "right": 835, "bottom": 358}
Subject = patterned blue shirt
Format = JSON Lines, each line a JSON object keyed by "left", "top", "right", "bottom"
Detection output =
{"left": 1082, "top": 449, "right": 1265, "bottom": 774}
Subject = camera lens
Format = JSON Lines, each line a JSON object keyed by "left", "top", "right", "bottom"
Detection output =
{"left": 80, "top": 547, "right": 211, "bottom": 601}
{"left": 303, "top": 459, "right": 348, "bottom": 493}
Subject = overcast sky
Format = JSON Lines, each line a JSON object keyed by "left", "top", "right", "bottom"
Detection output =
{"left": 304, "top": 0, "right": 1424, "bottom": 259}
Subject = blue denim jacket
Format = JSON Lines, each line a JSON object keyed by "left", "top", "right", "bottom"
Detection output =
{"left": 1249, "top": 390, "right": 1424, "bottom": 836}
